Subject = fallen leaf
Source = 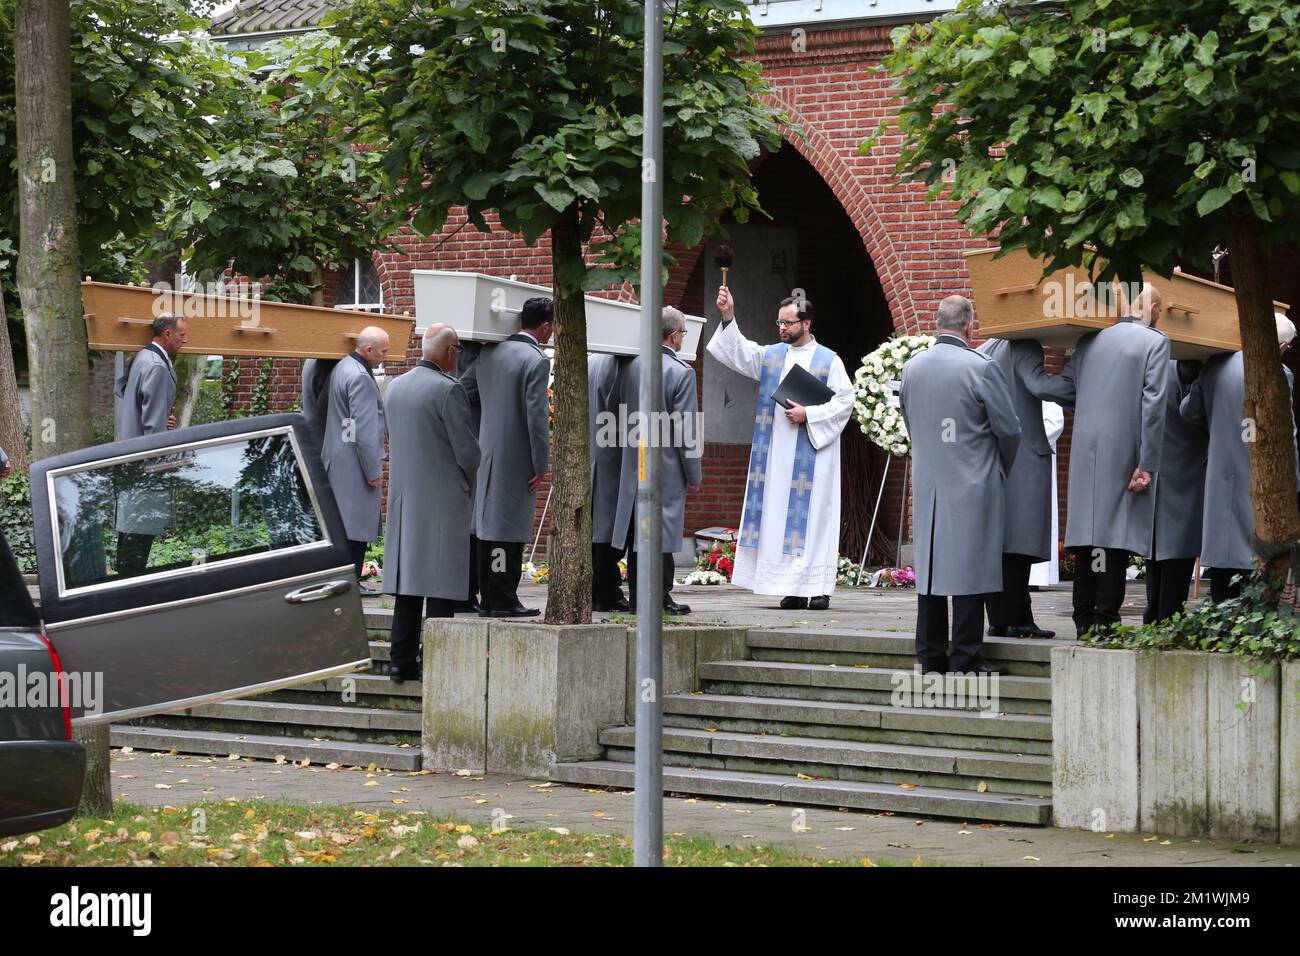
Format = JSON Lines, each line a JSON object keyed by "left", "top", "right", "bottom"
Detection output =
{"left": 977, "top": 781, "right": 988, "bottom": 793}
{"left": 457, "top": 835, "right": 479, "bottom": 849}
{"left": 549, "top": 827, "right": 570, "bottom": 836}
{"left": 1023, "top": 856, "right": 1041, "bottom": 862}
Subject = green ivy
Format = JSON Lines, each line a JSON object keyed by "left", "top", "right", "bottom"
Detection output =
{"left": 248, "top": 357, "right": 274, "bottom": 417}
{"left": 221, "top": 357, "right": 241, "bottom": 419}
{"left": 1082, "top": 577, "right": 1300, "bottom": 661}
{"left": 0, "top": 473, "right": 33, "bottom": 574}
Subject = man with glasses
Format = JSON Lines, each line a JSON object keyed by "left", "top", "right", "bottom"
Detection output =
{"left": 707, "top": 288, "right": 854, "bottom": 611}
{"left": 1181, "top": 312, "right": 1299, "bottom": 601}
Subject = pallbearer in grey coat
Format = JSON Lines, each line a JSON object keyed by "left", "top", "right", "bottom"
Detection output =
{"left": 610, "top": 307, "right": 703, "bottom": 615}
{"left": 976, "top": 338, "right": 1074, "bottom": 638}
{"left": 589, "top": 352, "right": 631, "bottom": 611}
{"left": 900, "top": 296, "right": 1021, "bottom": 675}
{"left": 1144, "top": 358, "right": 1208, "bottom": 623}
{"left": 299, "top": 358, "right": 338, "bottom": 453}
{"left": 321, "top": 326, "right": 390, "bottom": 580}
{"left": 114, "top": 314, "right": 187, "bottom": 577}
{"left": 459, "top": 297, "right": 553, "bottom": 617}
{"left": 1058, "top": 285, "right": 1170, "bottom": 637}
{"left": 1180, "top": 314, "right": 1300, "bottom": 603}
{"left": 381, "top": 324, "right": 480, "bottom": 681}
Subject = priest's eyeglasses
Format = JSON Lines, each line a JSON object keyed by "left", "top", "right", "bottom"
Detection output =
{"left": 776, "top": 318, "right": 808, "bottom": 328}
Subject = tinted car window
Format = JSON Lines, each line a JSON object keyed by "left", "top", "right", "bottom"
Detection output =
{"left": 48, "top": 429, "right": 327, "bottom": 594}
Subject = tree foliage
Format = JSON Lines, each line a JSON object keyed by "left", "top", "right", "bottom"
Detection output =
{"left": 331, "top": 0, "right": 785, "bottom": 293}
{"left": 872, "top": 0, "right": 1300, "bottom": 282}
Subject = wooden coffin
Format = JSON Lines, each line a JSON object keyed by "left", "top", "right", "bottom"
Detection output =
{"left": 965, "top": 247, "right": 1289, "bottom": 360}
{"left": 82, "top": 281, "right": 416, "bottom": 359}
{"left": 412, "top": 269, "right": 707, "bottom": 362}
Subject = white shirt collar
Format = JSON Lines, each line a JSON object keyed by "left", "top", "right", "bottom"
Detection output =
{"left": 149, "top": 341, "right": 173, "bottom": 368}
{"left": 518, "top": 329, "right": 540, "bottom": 345}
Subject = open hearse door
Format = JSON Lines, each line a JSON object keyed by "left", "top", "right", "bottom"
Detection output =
{"left": 29, "top": 413, "right": 371, "bottom": 725}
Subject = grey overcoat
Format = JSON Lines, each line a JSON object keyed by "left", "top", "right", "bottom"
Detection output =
{"left": 381, "top": 361, "right": 480, "bottom": 600}
{"left": 612, "top": 346, "right": 702, "bottom": 553}
{"left": 115, "top": 343, "right": 175, "bottom": 440}
{"left": 1060, "top": 318, "right": 1170, "bottom": 556}
{"left": 1151, "top": 359, "right": 1208, "bottom": 561}
{"left": 900, "top": 335, "right": 1021, "bottom": 596}
{"left": 460, "top": 333, "right": 551, "bottom": 543}
{"left": 299, "top": 358, "right": 334, "bottom": 452}
{"left": 976, "top": 338, "right": 1075, "bottom": 561}
{"left": 321, "top": 353, "right": 386, "bottom": 543}
{"left": 114, "top": 344, "right": 177, "bottom": 535}
{"left": 589, "top": 353, "right": 628, "bottom": 545}
{"left": 1180, "top": 351, "right": 1298, "bottom": 569}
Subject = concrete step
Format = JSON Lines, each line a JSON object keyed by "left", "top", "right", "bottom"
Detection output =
{"left": 662, "top": 693, "right": 1052, "bottom": 755}
{"left": 745, "top": 629, "right": 1067, "bottom": 678}
{"left": 598, "top": 725, "right": 1050, "bottom": 787}
{"left": 551, "top": 760, "right": 1052, "bottom": 825}
{"left": 699, "top": 659, "right": 1050, "bottom": 715}
{"left": 132, "top": 699, "right": 421, "bottom": 747}
{"left": 110, "top": 725, "right": 421, "bottom": 771}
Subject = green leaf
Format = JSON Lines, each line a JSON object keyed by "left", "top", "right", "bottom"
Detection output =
{"left": 1119, "top": 168, "right": 1144, "bottom": 188}
{"left": 1027, "top": 47, "right": 1055, "bottom": 75}
{"left": 463, "top": 172, "right": 496, "bottom": 201}
{"left": 1195, "top": 186, "right": 1233, "bottom": 216}
{"left": 534, "top": 182, "right": 575, "bottom": 213}
{"left": 1279, "top": 171, "right": 1300, "bottom": 196}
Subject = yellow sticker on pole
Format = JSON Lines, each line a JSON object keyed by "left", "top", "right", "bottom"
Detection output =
{"left": 638, "top": 442, "right": 646, "bottom": 482}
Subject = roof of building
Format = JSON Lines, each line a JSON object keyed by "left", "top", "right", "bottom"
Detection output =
{"left": 209, "top": 0, "right": 343, "bottom": 37}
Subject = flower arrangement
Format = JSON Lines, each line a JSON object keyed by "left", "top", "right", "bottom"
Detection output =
{"left": 851, "top": 334, "right": 935, "bottom": 456}
{"left": 869, "top": 566, "right": 916, "bottom": 589}
{"left": 523, "top": 561, "right": 549, "bottom": 583}
{"left": 836, "top": 555, "right": 863, "bottom": 586}
{"left": 682, "top": 541, "right": 735, "bottom": 585}
{"left": 361, "top": 559, "right": 382, "bottom": 580}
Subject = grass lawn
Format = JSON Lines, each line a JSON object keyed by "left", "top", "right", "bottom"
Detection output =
{"left": 0, "top": 799, "right": 903, "bottom": 867}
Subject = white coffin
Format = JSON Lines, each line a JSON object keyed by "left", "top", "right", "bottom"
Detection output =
{"left": 412, "top": 269, "right": 706, "bottom": 362}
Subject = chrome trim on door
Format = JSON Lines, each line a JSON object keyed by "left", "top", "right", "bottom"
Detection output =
{"left": 73, "top": 657, "right": 372, "bottom": 727}
{"left": 284, "top": 579, "right": 352, "bottom": 603}
{"left": 44, "top": 425, "right": 334, "bottom": 599}
{"left": 43, "top": 564, "right": 357, "bottom": 632}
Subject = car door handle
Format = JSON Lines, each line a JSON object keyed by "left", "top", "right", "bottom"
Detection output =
{"left": 284, "top": 580, "right": 353, "bottom": 604}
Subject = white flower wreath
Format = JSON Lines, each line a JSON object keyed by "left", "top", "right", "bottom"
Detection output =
{"left": 850, "top": 334, "right": 935, "bottom": 457}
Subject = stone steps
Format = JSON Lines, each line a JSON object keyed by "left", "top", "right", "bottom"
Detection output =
{"left": 110, "top": 725, "right": 421, "bottom": 771}
{"left": 131, "top": 699, "right": 420, "bottom": 747}
{"left": 550, "top": 760, "right": 1052, "bottom": 825}
{"left": 598, "top": 725, "right": 1050, "bottom": 796}
{"left": 698, "top": 659, "right": 1050, "bottom": 715}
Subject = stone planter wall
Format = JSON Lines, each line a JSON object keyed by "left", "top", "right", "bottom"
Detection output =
{"left": 423, "top": 620, "right": 746, "bottom": 778}
{"left": 1053, "top": 645, "right": 1296, "bottom": 844}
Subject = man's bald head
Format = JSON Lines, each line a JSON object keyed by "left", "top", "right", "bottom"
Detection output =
{"left": 935, "top": 295, "right": 974, "bottom": 338}
{"left": 1122, "top": 283, "right": 1164, "bottom": 328}
{"left": 356, "top": 325, "right": 391, "bottom": 368}
{"left": 423, "top": 323, "right": 460, "bottom": 372}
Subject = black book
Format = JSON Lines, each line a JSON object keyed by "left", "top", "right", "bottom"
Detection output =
{"left": 772, "top": 362, "right": 835, "bottom": 409}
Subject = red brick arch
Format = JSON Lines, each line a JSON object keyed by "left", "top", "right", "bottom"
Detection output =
{"left": 758, "top": 87, "right": 917, "bottom": 335}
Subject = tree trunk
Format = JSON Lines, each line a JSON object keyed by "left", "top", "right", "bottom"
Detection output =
{"left": 0, "top": 294, "right": 28, "bottom": 473}
{"left": 310, "top": 267, "right": 325, "bottom": 307}
{"left": 543, "top": 207, "right": 593, "bottom": 625}
{"left": 173, "top": 353, "right": 207, "bottom": 428}
{"left": 1227, "top": 216, "right": 1300, "bottom": 601}
{"left": 16, "top": 0, "right": 106, "bottom": 816}
{"left": 15, "top": 0, "right": 91, "bottom": 461}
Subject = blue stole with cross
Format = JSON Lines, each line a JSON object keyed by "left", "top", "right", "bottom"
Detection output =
{"left": 739, "top": 343, "right": 835, "bottom": 557}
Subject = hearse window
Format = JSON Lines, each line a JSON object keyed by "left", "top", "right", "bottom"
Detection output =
{"left": 50, "top": 430, "right": 327, "bottom": 593}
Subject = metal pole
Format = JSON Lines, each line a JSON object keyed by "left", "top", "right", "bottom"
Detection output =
{"left": 529, "top": 483, "right": 554, "bottom": 566}
{"left": 855, "top": 454, "right": 892, "bottom": 587}
{"left": 895, "top": 456, "right": 910, "bottom": 568}
{"left": 633, "top": 0, "right": 665, "bottom": 869}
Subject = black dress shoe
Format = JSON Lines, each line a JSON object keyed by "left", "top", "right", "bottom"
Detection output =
{"left": 809, "top": 595, "right": 831, "bottom": 611}
{"left": 359, "top": 583, "right": 383, "bottom": 597}
{"left": 593, "top": 596, "right": 631, "bottom": 612}
{"left": 490, "top": 606, "right": 541, "bottom": 618}
{"left": 388, "top": 663, "right": 421, "bottom": 683}
{"left": 455, "top": 600, "right": 481, "bottom": 614}
{"left": 1011, "top": 624, "right": 1056, "bottom": 639}
{"left": 987, "top": 626, "right": 1013, "bottom": 637}
{"left": 950, "top": 663, "right": 1007, "bottom": 677}
{"left": 663, "top": 599, "right": 691, "bottom": 615}
{"left": 780, "top": 596, "right": 809, "bottom": 610}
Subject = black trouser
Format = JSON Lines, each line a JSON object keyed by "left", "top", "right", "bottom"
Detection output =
{"left": 389, "top": 594, "right": 455, "bottom": 670}
{"left": 985, "top": 553, "right": 1035, "bottom": 631}
{"left": 1071, "top": 547, "right": 1130, "bottom": 637}
{"left": 591, "top": 541, "right": 627, "bottom": 605}
{"left": 1143, "top": 557, "right": 1196, "bottom": 625}
{"left": 915, "top": 593, "right": 987, "bottom": 674}
{"left": 347, "top": 539, "right": 368, "bottom": 579}
{"left": 115, "top": 532, "right": 155, "bottom": 578}
{"left": 1210, "top": 567, "right": 1251, "bottom": 603}
{"left": 466, "top": 535, "right": 480, "bottom": 604}
{"left": 478, "top": 539, "right": 525, "bottom": 612}
{"left": 627, "top": 548, "right": 674, "bottom": 608}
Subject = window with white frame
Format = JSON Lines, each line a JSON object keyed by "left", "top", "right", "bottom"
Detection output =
{"left": 336, "top": 257, "right": 383, "bottom": 312}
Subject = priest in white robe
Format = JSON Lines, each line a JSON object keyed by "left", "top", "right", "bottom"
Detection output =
{"left": 707, "top": 286, "right": 855, "bottom": 609}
